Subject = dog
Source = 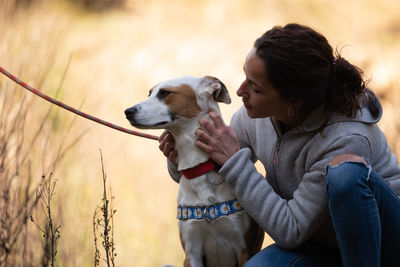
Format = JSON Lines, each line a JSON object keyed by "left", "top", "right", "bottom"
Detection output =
{"left": 125, "top": 76, "right": 264, "bottom": 267}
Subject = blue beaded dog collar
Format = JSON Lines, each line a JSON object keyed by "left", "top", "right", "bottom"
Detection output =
{"left": 177, "top": 199, "right": 243, "bottom": 223}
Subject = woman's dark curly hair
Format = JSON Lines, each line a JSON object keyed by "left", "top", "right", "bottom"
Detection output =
{"left": 254, "top": 23, "right": 367, "bottom": 122}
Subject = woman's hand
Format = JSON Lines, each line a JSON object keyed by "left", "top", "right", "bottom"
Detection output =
{"left": 195, "top": 112, "right": 240, "bottom": 166}
{"left": 158, "top": 131, "right": 178, "bottom": 164}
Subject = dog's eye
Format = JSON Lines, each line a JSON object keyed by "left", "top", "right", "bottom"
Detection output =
{"left": 158, "top": 89, "right": 172, "bottom": 99}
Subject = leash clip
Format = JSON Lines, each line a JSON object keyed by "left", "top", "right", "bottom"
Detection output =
{"left": 202, "top": 206, "right": 212, "bottom": 223}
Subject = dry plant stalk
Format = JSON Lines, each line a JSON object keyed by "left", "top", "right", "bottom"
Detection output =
{"left": 30, "top": 173, "right": 61, "bottom": 267}
{"left": 93, "top": 151, "right": 117, "bottom": 267}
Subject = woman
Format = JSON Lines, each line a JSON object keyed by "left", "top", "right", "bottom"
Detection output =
{"left": 159, "top": 23, "right": 400, "bottom": 266}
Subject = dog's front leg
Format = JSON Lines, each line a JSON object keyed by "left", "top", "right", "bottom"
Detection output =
{"left": 183, "top": 254, "right": 204, "bottom": 267}
{"left": 179, "top": 222, "right": 207, "bottom": 267}
{"left": 182, "top": 241, "right": 206, "bottom": 267}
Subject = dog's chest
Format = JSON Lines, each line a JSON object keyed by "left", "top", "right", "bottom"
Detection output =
{"left": 177, "top": 171, "right": 235, "bottom": 206}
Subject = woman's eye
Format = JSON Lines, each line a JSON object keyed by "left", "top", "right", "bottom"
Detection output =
{"left": 248, "top": 81, "right": 261, "bottom": 94}
{"left": 248, "top": 80, "right": 257, "bottom": 89}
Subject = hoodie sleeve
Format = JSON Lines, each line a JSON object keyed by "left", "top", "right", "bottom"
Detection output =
{"left": 230, "top": 106, "right": 252, "bottom": 149}
{"left": 219, "top": 134, "right": 372, "bottom": 249}
{"left": 230, "top": 106, "right": 258, "bottom": 163}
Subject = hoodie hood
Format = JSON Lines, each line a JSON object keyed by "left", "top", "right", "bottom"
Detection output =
{"left": 298, "top": 89, "right": 382, "bottom": 133}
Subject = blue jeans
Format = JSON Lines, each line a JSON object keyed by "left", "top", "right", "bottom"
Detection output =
{"left": 327, "top": 161, "right": 400, "bottom": 267}
{"left": 245, "top": 161, "right": 400, "bottom": 267}
{"left": 244, "top": 242, "right": 342, "bottom": 267}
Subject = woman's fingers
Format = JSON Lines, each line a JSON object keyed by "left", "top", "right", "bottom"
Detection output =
{"left": 195, "top": 112, "right": 240, "bottom": 165}
{"left": 168, "top": 149, "right": 178, "bottom": 163}
{"left": 158, "top": 131, "right": 178, "bottom": 163}
{"left": 158, "top": 130, "right": 169, "bottom": 142}
{"left": 194, "top": 128, "right": 213, "bottom": 149}
{"left": 209, "top": 111, "right": 225, "bottom": 128}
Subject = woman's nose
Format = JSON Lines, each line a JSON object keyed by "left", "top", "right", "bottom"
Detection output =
{"left": 237, "top": 81, "right": 249, "bottom": 98}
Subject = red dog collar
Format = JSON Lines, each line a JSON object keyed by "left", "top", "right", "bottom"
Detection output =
{"left": 180, "top": 160, "right": 216, "bottom": 179}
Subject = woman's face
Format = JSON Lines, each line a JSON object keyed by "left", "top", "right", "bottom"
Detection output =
{"left": 237, "top": 48, "right": 289, "bottom": 120}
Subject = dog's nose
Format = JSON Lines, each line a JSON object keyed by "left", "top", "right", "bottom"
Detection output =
{"left": 125, "top": 107, "right": 137, "bottom": 118}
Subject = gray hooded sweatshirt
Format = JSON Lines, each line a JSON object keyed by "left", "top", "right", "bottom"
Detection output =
{"left": 168, "top": 91, "right": 400, "bottom": 250}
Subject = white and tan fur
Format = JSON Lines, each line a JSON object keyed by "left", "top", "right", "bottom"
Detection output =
{"left": 125, "top": 76, "right": 263, "bottom": 267}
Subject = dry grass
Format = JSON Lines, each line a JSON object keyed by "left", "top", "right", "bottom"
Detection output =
{"left": 93, "top": 151, "right": 117, "bottom": 267}
{"left": 1, "top": 0, "right": 400, "bottom": 266}
{"left": 0, "top": 52, "right": 80, "bottom": 266}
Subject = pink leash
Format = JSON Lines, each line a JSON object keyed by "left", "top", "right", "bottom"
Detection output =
{"left": 0, "top": 66, "right": 159, "bottom": 141}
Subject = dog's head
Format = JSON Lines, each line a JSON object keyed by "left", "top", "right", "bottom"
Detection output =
{"left": 125, "top": 76, "right": 230, "bottom": 130}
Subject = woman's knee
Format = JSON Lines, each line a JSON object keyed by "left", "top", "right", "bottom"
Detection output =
{"left": 244, "top": 244, "right": 295, "bottom": 267}
{"left": 245, "top": 243, "right": 341, "bottom": 267}
{"left": 326, "top": 154, "right": 370, "bottom": 197}
{"left": 329, "top": 154, "right": 367, "bottom": 168}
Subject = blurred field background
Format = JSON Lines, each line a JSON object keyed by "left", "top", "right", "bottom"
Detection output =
{"left": 1, "top": 0, "right": 400, "bottom": 266}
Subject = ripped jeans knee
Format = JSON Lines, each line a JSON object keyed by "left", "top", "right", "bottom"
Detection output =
{"left": 329, "top": 154, "right": 368, "bottom": 168}
{"left": 326, "top": 154, "right": 372, "bottom": 197}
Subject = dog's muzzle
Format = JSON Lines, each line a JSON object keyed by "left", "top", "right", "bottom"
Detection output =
{"left": 124, "top": 106, "right": 169, "bottom": 128}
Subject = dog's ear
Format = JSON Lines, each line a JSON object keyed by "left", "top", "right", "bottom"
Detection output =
{"left": 198, "top": 76, "right": 231, "bottom": 104}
